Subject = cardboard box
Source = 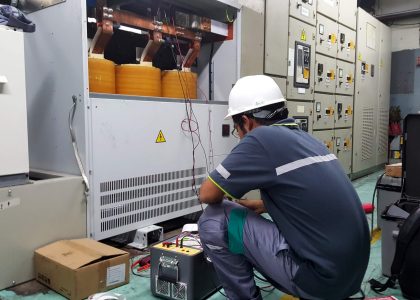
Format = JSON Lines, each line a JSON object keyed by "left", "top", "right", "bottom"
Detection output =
{"left": 34, "top": 239, "right": 129, "bottom": 300}
{"left": 385, "top": 163, "right": 402, "bottom": 178}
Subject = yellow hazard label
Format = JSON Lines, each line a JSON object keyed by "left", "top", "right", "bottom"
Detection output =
{"left": 331, "top": 34, "right": 336, "bottom": 44}
{"left": 300, "top": 30, "right": 306, "bottom": 41}
{"left": 303, "top": 68, "right": 310, "bottom": 79}
{"left": 155, "top": 130, "right": 166, "bottom": 143}
{"left": 358, "top": 53, "right": 362, "bottom": 61}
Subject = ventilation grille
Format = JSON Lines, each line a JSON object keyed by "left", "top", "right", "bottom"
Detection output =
{"left": 378, "top": 108, "right": 389, "bottom": 154}
{"left": 156, "top": 277, "right": 171, "bottom": 297}
{"left": 100, "top": 168, "right": 203, "bottom": 193}
{"left": 99, "top": 167, "right": 206, "bottom": 233}
{"left": 172, "top": 282, "right": 187, "bottom": 300}
{"left": 100, "top": 199, "right": 200, "bottom": 232}
{"left": 361, "top": 108, "right": 374, "bottom": 160}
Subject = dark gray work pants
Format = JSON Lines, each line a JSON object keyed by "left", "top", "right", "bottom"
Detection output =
{"left": 198, "top": 200, "right": 317, "bottom": 300}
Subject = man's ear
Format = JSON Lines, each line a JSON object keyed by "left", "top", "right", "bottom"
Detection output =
{"left": 242, "top": 115, "right": 256, "bottom": 131}
{"left": 241, "top": 115, "right": 250, "bottom": 132}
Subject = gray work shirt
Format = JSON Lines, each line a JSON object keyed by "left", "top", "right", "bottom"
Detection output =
{"left": 209, "top": 118, "right": 370, "bottom": 299}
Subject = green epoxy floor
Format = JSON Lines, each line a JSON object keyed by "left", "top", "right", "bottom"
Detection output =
{"left": 0, "top": 171, "right": 403, "bottom": 300}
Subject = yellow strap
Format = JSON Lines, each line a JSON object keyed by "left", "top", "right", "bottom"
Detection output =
{"left": 208, "top": 176, "right": 237, "bottom": 200}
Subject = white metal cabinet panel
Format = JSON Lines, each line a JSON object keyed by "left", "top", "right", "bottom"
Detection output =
{"left": 24, "top": 1, "right": 87, "bottom": 175}
{"left": 335, "top": 128, "right": 352, "bottom": 174}
{"left": 376, "top": 23, "right": 392, "bottom": 166}
{"left": 314, "top": 54, "right": 336, "bottom": 94}
{"left": 0, "top": 176, "right": 86, "bottom": 290}
{"left": 316, "top": 13, "right": 338, "bottom": 58}
{"left": 338, "top": 0, "right": 357, "bottom": 29}
{"left": 287, "top": 17, "right": 316, "bottom": 101}
{"left": 272, "top": 77, "right": 287, "bottom": 94}
{"left": 0, "top": 27, "right": 29, "bottom": 178}
{"left": 209, "top": 102, "right": 238, "bottom": 160}
{"left": 264, "top": 0, "right": 289, "bottom": 77}
{"left": 313, "top": 93, "right": 335, "bottom": 130}
{"left": 290, "top": 0, "right": 317, "bottom": 26}
{"left": 337, "top": 25, "right": 356, "bottom": 62}
{"left": 335, "top": 95, "right": 353, "bottom": 128}
{"left": 90, "top": 97, "right": 212, "bottom": 240}
{"left": 317, "top": 0, "right": 339, "bottom": 20}
{"left": 287, "top": 101, "right": 314, "bottom": 133}
{"left": 336, "top": 60, "right": 355, "bottom": 95}
{"left": 312, "top": 129, "right": 335, "bottom": 153}
{"left": 353, "top": 8, "right": 381, "bottom": 174}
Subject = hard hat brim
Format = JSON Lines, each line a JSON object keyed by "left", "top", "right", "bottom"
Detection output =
{"left": 224, "top": 97, "right": 286, "bottom": 119}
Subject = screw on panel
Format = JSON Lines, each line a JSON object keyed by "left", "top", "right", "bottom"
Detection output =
{"left": 8, "top": 190, "right": 12, "bottom": 197}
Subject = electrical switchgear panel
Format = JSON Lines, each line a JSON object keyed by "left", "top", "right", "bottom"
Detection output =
{"left": 317, "top": 0, "right": 339, "bottom": 20}
{"left": 287, "top": 18, "right": 315, "bottom": 101}
{"left": 337, "top": 25, "right": 356, "bottom": 63}
{"left": 335, "top": 95, "right": 353, "bottom": 128}
{"left": 290, "top": 0, "right": 317, "bottom": 26}
{"left": 314, "top": 54, "right": 336, "bottom": 94}
{"left": 313, "top": 94, "right": 335, "bottom": 130}
{"left": 316, "top": 14, "right": 338, "bottom": 58}
{"left": 312, "top": 130, "right": 335, "bottom": 153}
{"left": 336, "top": 60, "right": 355, "bottom": 95}
{"left": 338, "top": 0, "right": 357, "bottom": 30}
{"left": 335, "top": 128, "right": 352, "bottom": 174}
{"left": 287, "top": 101, "right": 313, "bottom": 133}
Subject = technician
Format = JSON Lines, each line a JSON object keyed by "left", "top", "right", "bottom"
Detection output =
{"left": 198, "top": 75, "right": 370, "bottom": 300}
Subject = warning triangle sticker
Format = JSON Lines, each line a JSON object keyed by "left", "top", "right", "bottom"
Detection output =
{"left": 300, "top": 30, "right": 306, "bottom": 41}
{"left": 155, "top": 130, "right": 166, "bottom": 143}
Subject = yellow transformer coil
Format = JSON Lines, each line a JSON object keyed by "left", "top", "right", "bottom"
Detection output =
{"left": 162, "top": 70, "right": 197, "bottom": 99}
{"left": 88, "top": 57, "right": 116, "bottom": 94}
{"left": 116, "top": 64, "right": 162, "bottom": 97}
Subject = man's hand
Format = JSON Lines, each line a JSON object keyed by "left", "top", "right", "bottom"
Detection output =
{"left": 236, "top": 199, "right": 266, "bottom": 214}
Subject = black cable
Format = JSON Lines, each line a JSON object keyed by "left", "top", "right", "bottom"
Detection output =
{"left": 209, "top": 42, "right": 214, "bottom": 100}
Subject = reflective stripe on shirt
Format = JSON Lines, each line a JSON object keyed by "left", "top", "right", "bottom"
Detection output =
{"left": 276, "top": 154, "right": 337, "bottom": 176}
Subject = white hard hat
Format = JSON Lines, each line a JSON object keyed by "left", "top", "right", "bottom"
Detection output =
{"left": 225, "top": 75, "right": 286, "bottom": 119}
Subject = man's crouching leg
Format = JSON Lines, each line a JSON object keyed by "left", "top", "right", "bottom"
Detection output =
{"left": 198, "top": 200, "right": 262, "bottom": 300}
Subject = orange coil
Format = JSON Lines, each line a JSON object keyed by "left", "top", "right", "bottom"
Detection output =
{"left": 162, "top": 70, "right": 197, "bottom": 99}
{"left": 116, "top": 64, "right": 161, "bottom": 97}
{"left": 88, "top": 58, "right": 116, "bottom": 94}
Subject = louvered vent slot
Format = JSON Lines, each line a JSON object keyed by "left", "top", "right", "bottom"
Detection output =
{"left": 99, "top": 167, "right": 206, "bottom": 233}
{"left": 156, "top": 277, "right": 171, "bottom": 297}
{"left": 361, "top": 108, "right": 374, "bottom": 160}
{"left": 378, "top": 108, "right": 389, "bottom": 154}
{"left": 172, "top": 282, "right": 187, "bottom": 300}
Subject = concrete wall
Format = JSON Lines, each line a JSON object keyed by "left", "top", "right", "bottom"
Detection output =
{"left": 374, "top": 0, "right": 420, "bottom": 52}
{"left": 375, "top": 0, "right": 420, "bottom": 16}
{"left": 390, "top": 17, "right": 420, "bottom": 52}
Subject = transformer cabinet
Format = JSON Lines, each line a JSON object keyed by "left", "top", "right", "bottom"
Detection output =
{"left": 24, "top": 0, "right": 244, "bottom": 240}
{"left": 352, "top": 8, "right": 391, "bottom": 178}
